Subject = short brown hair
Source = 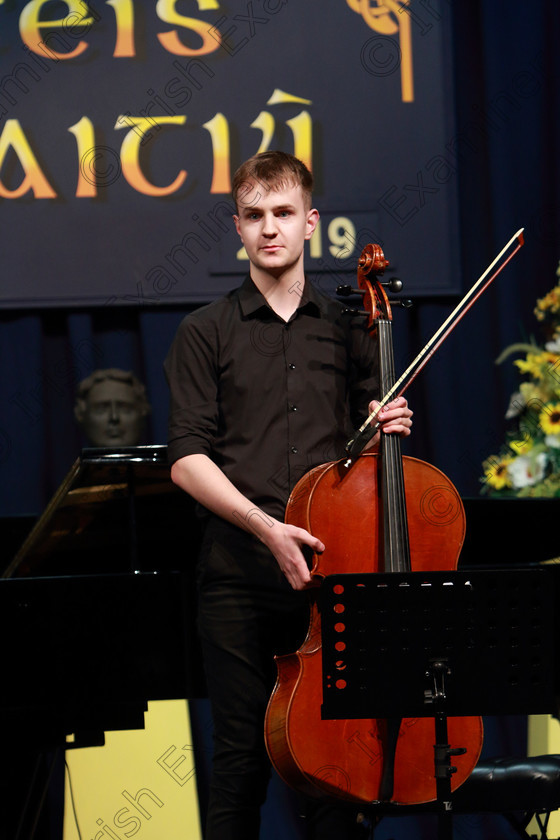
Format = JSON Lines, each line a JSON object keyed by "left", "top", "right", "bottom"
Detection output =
{"left": 232, "top": 151, "right": 313, "bottom": 211}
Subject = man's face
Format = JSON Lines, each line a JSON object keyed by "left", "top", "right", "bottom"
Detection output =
{"left": 82, "top": 380, "right": 144, "bottom": 447}
{"left": 233, "top": 181, "right": 318, "bottom": 278}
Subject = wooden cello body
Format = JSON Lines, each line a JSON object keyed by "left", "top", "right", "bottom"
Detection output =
{"left": 264, "top": 245, "right": 484, "bottom": 805}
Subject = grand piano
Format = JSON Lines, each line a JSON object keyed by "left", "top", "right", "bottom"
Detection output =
{"left": 1, "top": 446, "right": 206, "bottom": 839}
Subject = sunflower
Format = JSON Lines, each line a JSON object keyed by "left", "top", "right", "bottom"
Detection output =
{"left": 539, "top": 402, "right": 560, "bottom": 436}
{"left": 482, "top": 455, "right": 514, "bottom": 490}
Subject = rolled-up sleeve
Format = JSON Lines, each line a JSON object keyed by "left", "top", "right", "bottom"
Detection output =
{"left": 164, "top": 311, "right": 219, "bottom": 466}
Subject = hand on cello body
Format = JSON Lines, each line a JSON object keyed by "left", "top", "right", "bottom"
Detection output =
{"left": 260, "top": 519, "right": 325, "bottom": 591}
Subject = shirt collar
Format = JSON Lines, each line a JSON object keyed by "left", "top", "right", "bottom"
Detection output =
{"left": 238, "top": 274, "right": 325, "bottom": 319}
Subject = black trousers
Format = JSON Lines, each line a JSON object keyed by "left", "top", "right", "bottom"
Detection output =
{"left": 196, "top": 516, "right": 364, "bottom": 840}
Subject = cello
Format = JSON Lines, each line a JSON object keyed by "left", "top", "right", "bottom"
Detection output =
{"left": 264, "top": 243, "right": 486, "bottom": 806}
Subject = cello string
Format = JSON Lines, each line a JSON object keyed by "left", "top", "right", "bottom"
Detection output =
{"left": 379, "top": 319, "right": 411, "bottom": 571}
{"left": 349, "top": 227, "right": 525, "bottom": 448}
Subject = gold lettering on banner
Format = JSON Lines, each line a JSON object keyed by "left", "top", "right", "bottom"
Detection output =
{"left": 19, "top": 0, "right": 97, "bottom": 59}
{"left": 346, "top": 0, "right": 414, "bottom": 102}
{"left": 106, "top": 0, "right": 135, "bottom": 57}
{"left": 202, "top": 112, "right": 230, "bottom": 193}
{"left": 69, "top": 116, "right": 97, "bottom": 197}
{"left": 0, "top": 93, "right": 312, "bottom": 201}
{"left": 0, "top": 118, "right": 56, "bottom": 198}
{"left": 206, "top": 89, "right": 312, "bottom": 202}
{"left": 156, "top": 0, "right": 222, "bottom": 56}
{"left": 115, "top": 114, "right": 187, "bottom": 195}
{"left": 17, "top": 0, "right": 221, "bottom": 59}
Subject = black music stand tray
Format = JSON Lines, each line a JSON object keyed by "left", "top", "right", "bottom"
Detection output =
{"left": 321, "top": 568, "right": 559, "bottom": 840}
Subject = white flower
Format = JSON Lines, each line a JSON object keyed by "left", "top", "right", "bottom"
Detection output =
{"left": 507, "top": 452, "right": 547, "bottom": 488}
{"left": 545, "top": 434, "right": 560, "bottom": 449}
{"left": 545, "top": 337, "right": 560, "bottom": 353}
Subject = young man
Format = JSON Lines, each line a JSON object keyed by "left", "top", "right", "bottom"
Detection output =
{"left": 164, "top": 151, "right": 412, "bottom": 839}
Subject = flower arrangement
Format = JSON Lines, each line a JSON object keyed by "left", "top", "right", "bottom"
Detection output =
{"left": 481, "top": 262, "right": 560, "bottom": 497}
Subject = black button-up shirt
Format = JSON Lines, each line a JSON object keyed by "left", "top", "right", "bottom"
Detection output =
{"left": 164, "top": 276, "right": 378, "bottom": 520}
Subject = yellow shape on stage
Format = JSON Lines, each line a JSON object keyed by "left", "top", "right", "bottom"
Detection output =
{"left": 63, "top": 699, "right": 202, "bottom": 840}
{"left": 528, "top": 714, "right": 560, "bottom": 834}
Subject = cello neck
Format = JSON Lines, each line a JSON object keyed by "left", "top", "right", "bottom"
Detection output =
{"left": 378, "top": 319, "right": 411, "bottom": 573}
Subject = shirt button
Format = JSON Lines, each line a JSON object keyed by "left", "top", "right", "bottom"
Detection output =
{"left": 291, "top": 446, "right": 298, "bottom": 454}
{"left": 289, "top": 404, "right": 297, "bottom": 412}
{"left": 289, "top": 363, "right": 296, "bottom": 370}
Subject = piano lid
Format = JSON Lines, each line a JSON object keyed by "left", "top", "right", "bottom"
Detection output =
{"left": 3, "top": 445, "right": 200, "bottom": 579}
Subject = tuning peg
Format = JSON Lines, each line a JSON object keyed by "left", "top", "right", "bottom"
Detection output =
{"left": 336, "top": 284, "right": 364, "bottom": 297}
{"left": 341, "top": 307, "right": 369, "bottom": 317}
{"left": 381, "top": 277, "right": 403, "bottom": 293}
{"left": 390, "top": 298, "right": 413, "bottom": 309}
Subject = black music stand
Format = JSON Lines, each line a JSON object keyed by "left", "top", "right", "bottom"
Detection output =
{"left": 321, "top": 568, "right": 558, "bottom": 840}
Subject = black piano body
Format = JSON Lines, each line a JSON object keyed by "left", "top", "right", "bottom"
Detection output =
{"left": 1, "top": 446, "right": 206, "bottom": 839}
{"left": 2, "top": 446, "right": 206, "bottom": 740}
